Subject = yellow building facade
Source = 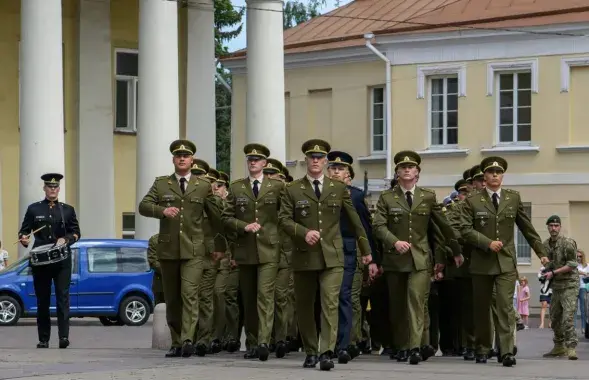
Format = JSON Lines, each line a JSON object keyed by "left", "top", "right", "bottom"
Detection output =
{"left": 225, "top": 23, "right": 589, "bottom": 276}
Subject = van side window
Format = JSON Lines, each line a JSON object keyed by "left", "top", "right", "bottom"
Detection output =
{"left": 88, "top": 248, "right": 118, "bottom": 273}
{"left": 119, "top": 247, "right": 149, "bottom": 273}
{"left": 87, "top": 247, "right": 149, "bottom": 273}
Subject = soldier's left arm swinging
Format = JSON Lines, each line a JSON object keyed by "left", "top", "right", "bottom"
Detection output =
{"left": 514, "top": 195, "right": 547, "bottom": 259}
{"left": 63, "top": 206, "right": 81, "bottom": 245}
{"left": 204, "top": 188, "right": 227, "bottom": 253}
{"left": 428, "top": 196, "right": 461, "bottom": 257}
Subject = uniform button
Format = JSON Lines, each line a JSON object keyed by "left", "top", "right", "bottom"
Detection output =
{"left": 256, "top": 234, "right": 260, "bottom": 237}
{"left": 180, "top": 207, "right": 184, "bottom": 211}
{"left": 319, "top": 212, "right": 322, "bottom": 215}
{"left": 255, "top": 202, "right": 258, "bottom": 205}
{"left": 320, "top": 229, "right": 323, "bottom": 232}
{"left": 320, "top": 238, "right": 323, "bottom": 241}
{"left": 181, "top": 199, "right": 184, "bottom": 203}
{"left": 255, "top": 209, "right": 258, "bottom": 213}
{"left": 409, "top": 235, "right": 412, "bottom": 239}
{"left": 180, "top": 231, "right": 183, "bottom": 234}
{"left": 319, "top": 220, "right": 322, "bottom": 224}
{"left": 319, "top": 203, "right": 322, "bottom": 206}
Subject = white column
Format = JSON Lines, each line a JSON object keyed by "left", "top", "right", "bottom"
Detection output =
{"left": 135, "top": 0, "right": 180, "bottom": 240}
{"left": 19, "top": 0, "right": 66, "bottom": 256}
{"left": 186, "top": 0, "right": 216, "bottom": 166}
{"left": 245, "top": 0, "right": 286, "bottom": 163}
{"left": 78, "top": 0, "right": 115, "bottom": 238}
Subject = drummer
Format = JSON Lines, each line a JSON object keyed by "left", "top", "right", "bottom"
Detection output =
{"left": 18, "top": 173, "right": 81, "bottom": 349}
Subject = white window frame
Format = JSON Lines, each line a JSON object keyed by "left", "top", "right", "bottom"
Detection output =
{"left": 122, "top": 212, "right": 135, "bottom": 239}
{"left": 416, "top": 64, "right": 466, "bottom": 99}
{"left": 370, "top": 86, "right": 386, "bottom": 154}
{"left": 487, "top": 59, "right": 538, "bottom": 96}
{"left": 515, "top": 202, "right": 532, "bottom": 265}
{"left": 114, "top": 48, "right": 139, "bottom": 133}
{"left": 427, "top": 76, "right": 459, "bottom": 148}
{"left": 560, "top": 56, "right": 589, "bottom": 92}
{"left": 494, "top": 71, "right": 533, "bottom": 145}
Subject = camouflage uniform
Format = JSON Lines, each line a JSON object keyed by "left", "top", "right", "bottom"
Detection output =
{"left": 542, "top": 235, "right": 578, "bottom": 359}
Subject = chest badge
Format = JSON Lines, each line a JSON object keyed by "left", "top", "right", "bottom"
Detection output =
{"left": 301, "top": 210, "right": 307, "bottom": 217}
{"left": 240, "top": 206, "right": 245, "bottom": 213}
{"left": 393, "top": 216, "right": 399, "bottom": 223}
{"left": 480, "top": 219, "right": 487, "bottom": 227}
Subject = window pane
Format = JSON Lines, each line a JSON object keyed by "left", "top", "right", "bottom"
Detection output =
{"left": 517, "top": 124, "right": 531, "bottom": 142}
{"left": 499, "top": 125, "right": 513, "bottom": 142}
{"left": 431, "top": 95, "right": 443, "bottom": 112}
{"left": 431, "top": 79, "right": 443, "bottom": 95}
{"left": 373, "top": 104, "right": 383, "bottom": 119}
{"left": 447, "top": 77, "right": 458, "bottom": 94}
{"left": 500, "top": 108, "right": 513, "bottom": 125}
{"left": 119, "top": 248, "right": 149, "bottom": 273}
{"left": 116, "top": 52, "right": 139, "bottom": 76}
{"left": 431, "top": 127, "right": 443, "bottom": 145}
{"left": 115, "top": 80, "right": 128, "bottom": 129}
{"left": 431, "top": 111, "right": 443, "bottom": 129}
{"left": 499, "top": 74, "right": 513, "bottom": 90}
{"left": 88, "top": 248, "right": 118, "bottom": 273}
{"left": 447, "top": 110, "right": 457, "bottom": 128}
{"left": 500, "top": 92, "right": 513, "bottom": 108}
{"left": 517, "top": 72, "right": 531, "bottom": 90}
{"left": 373, "top": 119, "right": 383, "bottom": 136}
{"left": 447, "top": 127, "right": 458, "bottom": 145}
{"left": 122, "top": 213, "right": 135, "bottom": 231}
{"left": 373, "top": 135, "right": 384, "bottom": 151}
{"left": 373, "top": 88, "right": 383, "bottom": 103}
{"left": 518, "top": 90, "right": 531, "bottom": 107}
{"left": 517, "top": 107, "right": 531, "bottom": 124}
{"left": 447, "top": 94, "right": 458, "bottom": 111}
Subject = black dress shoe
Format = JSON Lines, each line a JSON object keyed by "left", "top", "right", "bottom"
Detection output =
{"left": 396, "top": 350, "right": 409, "bottom": 362}
{"left": 488, "top": 348, "right": 498, "bottom": 358}
{"left": 165, "top": 347, "right": 182, "bottom": 357}
{"left": 226, "top": 339, "right": 240, "bottom": 353}
{"left": 338, "top": 349, "right": 351, "bottom": 364}
{"left": 194, "top": 342, "right": 207, "bottom": 357}
{"left": 36, "top": 341, "right": 49, "bottom": 349}
{"left": 59, "top": 338, "right": 70, "bottom": 349}
{"left": 303, "top": 355, "right": 318, "bottom": 368}
{"left": 420, "top": 345, "right": 435, "bottom": 361}
{"left": 258, "top": 344, "right": 269, "bottom": 361}
{"left": 502, "top": 354, "right": 516, "bottom": 367}
{"left": 513, "top": 345, "right": 518, "bottom": 356}
{"left": 275, "top": 341, "right": 288, "bottom": 358}
{"left": 330, "top": 350, "right": 338, "bottom": 359}
{"left": 348, "top": 345, "right": 360, "bottom": 359}
{"left": 475, "top": 354, "right": 487, "bottom": 363}
{"left": 319, "top": 352, "right": 335, "bottom": 371}
{"left": 210, "top": 339, "right": 222, "bottom": 354}
{"left": 244, "top": 348, "right": 259, "bottom": 359}
{"left": 409, "top": 349, "right": 422, "bottom": 365}
{"left": 463, "top": 348, "right": 475, "bottom": 361}
{"left": 181, "top": 340, "right": 193, "bottom": 358}
{"left": 381, "top": 347, "right": 394, "bottom": 356}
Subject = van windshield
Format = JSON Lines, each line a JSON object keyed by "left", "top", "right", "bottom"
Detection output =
{"left": 0, "top": 256, "right": 29, "bottom": 273}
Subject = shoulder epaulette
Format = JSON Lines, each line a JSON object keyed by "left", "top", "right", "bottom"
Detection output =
{"left": 230, "top": 177, "right": 246, "bottom": 185}
{"left": 200, "top": 177, "right": 212, "bottom": 183}
{"left": 420, "top": 187, "right": 435, "bottom": 193}
{"left": 466, "top": 192, "right": 476, "bottom": 198}
{"left": 156, "top": 175, "right": 168, "bottom": 180}
{"left": 504, "top": 188, "right": 519, "bottom": 194}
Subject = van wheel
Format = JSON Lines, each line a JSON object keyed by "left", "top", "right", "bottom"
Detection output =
{"left": 0, "top": 295, "right": 21, "bottom": 326}
{"left": 119, "top": 296, "right": 150, "bottom": 326}
{"left": 99, "top": 316, "right": 125, "bottom": 326}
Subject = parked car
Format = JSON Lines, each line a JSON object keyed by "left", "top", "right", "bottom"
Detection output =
{"left": 0, "top": 239, "right": 154, "bottom": 327}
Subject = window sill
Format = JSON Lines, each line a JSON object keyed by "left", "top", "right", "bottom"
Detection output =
{"left": 555, "top": 145, "right": 589, "bottom": 153}
{"left": 114, "top": 128, "right": 137, "bottom": 136}
{"left": 357, "top": 154, "right": 387, "bottom": 163}
{"left": 416, "top": 147, "right": 470, "bottom": 157}
{"left": 480, "top": 145, "right": 539, "bottom": 154}
{"left": 517, "top": 261, "right": 532, "bottom": 266}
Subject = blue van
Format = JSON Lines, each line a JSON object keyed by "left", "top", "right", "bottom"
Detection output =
{"left": 0, "top": 239, "right": 154, "bottom": 326}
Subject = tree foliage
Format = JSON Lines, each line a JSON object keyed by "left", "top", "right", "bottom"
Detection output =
{"left": 283, "top": 0, "right": 327, "bottom": 29}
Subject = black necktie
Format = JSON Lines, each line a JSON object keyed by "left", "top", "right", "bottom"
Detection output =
{"left": 313, "top": 180, "right": 321, "bottom": 199}
{"left": 492, "top": 193, "right": 499, "bottom": 211}
{"left": 179, "top": 177, "right": 186, "bottom": 194}
{"left": 405, "top": 191, "right": 413, "bottom": 208}
{"left": 253, "top": 180, "right": 260, "bottom": 198}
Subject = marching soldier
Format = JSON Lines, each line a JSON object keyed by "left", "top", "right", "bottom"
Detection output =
{"left": 278, "top": 139, "right": 373, "bottom": 371}
{"left": 138, "top": 140, "right": 224, "bottom": 358}
{"left": 372, "top": 151, "right": 461, "bottom": 365}
{"left": 18, "top": 173, "right": 81, "bottom": 349}
{"left": 147, "top": 233, "right": 165, "bottom": 305}
{"left": 457, "top": 156, "right": 548, "bottom": 366}
{"left": 222, "top": 144, "right": 284, "bottom": 361}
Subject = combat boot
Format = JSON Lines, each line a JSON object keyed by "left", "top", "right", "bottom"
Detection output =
{"left": 542, "top": 345, "right": 567, "bottom": 357}
{"left": 567, "top": 348, "right": 577, "bottom": 360}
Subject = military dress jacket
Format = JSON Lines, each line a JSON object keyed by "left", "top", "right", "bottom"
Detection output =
{"left": 203, "top": 195, "right": 227, "bottom": 270}
{"left": 444, "top": 200, "right": 471, "bottom": 278}
{"left": 458, "top": 188, "right": 547, "bottom": 275}
{"left": 278, "top": 176, "right": 371, "bottom": 271}
{"left": 342, "top": 185, "right": 379, "bottom": 266}
{"left": 138, "top": 174, "right": 224, "bottom": 261}
{"left": 278, "top": 232, "right": 293, "bottom": 269}
{"left": 542, "top": 235, "right": 578, "bottom": 290}
{"left": 372, "top": 185, "right": 459, "bottom": 273}
{"left": 222, "top": 177, "right": 284, "bottom": 265}
{"left": 147, "top": 234, "right": 163, "bottom": 293}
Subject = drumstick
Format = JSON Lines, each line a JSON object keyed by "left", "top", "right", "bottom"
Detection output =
{"left": 13, "top": 225, "right": 47, "bottom": 245}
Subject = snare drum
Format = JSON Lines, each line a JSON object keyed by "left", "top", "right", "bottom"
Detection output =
{"left": 29, "top": 242, "right": 70, "bottom": 266}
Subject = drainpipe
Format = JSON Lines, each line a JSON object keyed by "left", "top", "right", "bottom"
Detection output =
{"left": 364, "top": 33, "right": 392, "bottom": 183}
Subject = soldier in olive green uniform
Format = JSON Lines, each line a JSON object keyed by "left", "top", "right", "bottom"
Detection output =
{"left": 279, "top": 139, "right": 373, "bottom": 371}
{"left": 457, "top": 156, "right": 548, "bottom": 367}
{"left": 147, "top": 234, "right": 165, "bottom": 305}
{"left": 372, "top": 151, "right": 461, "bottom": 365}
{"left": 541, "top": 215, "right": 579, "bottom": 360}
{"left": 138, "top": 140, "right": 224, "bottom": 358}
{"left": 222, "top": 144, "right": 284, "bottom": 362}
{"left": 263, "top": 158, "right": 292, "bottom": 358}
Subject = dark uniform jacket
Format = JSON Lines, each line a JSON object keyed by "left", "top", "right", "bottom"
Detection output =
{"left": 19, "top": 198, "right": 81, "bottom": 249}
{"left": 340, "top": 185, "right": 379, "bottom": 265}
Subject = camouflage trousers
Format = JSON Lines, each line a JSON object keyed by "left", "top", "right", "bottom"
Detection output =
{"left": 550, "top": 287, "right": 578, "bottom": 348}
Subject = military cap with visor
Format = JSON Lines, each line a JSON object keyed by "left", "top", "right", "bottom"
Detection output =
{"left": 243, "top": 143, "right": 270, "bottom": 159}
{"left": 327, "top": 151, "right": 353, "bottom": 167}
{"left": 301, "top": 139, "right": 331, "bottom": 158}
{"left": 263, "top": 158, "right": 284, "bottom": 174}
{"left": 463, "top": 169, "right": 472, "bottom": 183}
{"left": 393, "top": 150, "right": 421, "bottom": 171}
{"left": 470, "top": 164, "right": 484, "bottom": 180}
{"left": 191, "top": 158, "right": 210, "bottom": 175}
{"left": 205, "top": 168, "right": 220, "bottom": 182}
{"left": 454, "top": 179, "right": 469, "bottom": 193}
{"left": 169, "top": 139, "right": 196, "bottom": 156}
{"left": 41, "top": 173, "right": 63, "bottom": 188}
{"left": 480, "top": 156, "right": 508, "bottom": 173}
{"left": 217, "top": 171, "right": 230, "bottom": 185}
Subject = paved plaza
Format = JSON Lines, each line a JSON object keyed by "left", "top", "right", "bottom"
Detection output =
{"left": 0, "top": 318, "right": 587, "bottom": 379}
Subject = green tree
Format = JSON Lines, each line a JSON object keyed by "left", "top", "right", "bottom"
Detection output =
{"left": 283, "top": 0, "right": 326, "bottom": 29}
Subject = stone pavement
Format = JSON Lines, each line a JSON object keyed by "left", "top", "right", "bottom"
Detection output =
{"left": 0, "top": 318, "right": 587, "bottom": 380}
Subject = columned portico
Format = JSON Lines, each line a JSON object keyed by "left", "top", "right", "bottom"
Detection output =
{"left": 78, "top": 0, "right": 116, "bottom": 238}
{"left": 135, "top": 0, "right": 180, "bottom": 240}
{"left": 245, "top": 0, "right": 286, "bottom": 163}
{"left": 19, "top": 0, "right": 66, "bottom": 256}
{"left": 186, "top": 0, "right": 216, "bottom": 165}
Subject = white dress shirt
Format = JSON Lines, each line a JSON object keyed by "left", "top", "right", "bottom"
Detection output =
{"left": 249, "top": 173, "right": 264, "bottom": 190}
{"left": 175, "top": 173, "right": 191, "bottom": 188}
{"left": 486, "top": 188, "right": 502, "bottom": 204}
{"left": 399, "top": 184, "right": 416, "bottom": 203}
{"left": 307, "top": 174, "right": 324, "bottom": 193}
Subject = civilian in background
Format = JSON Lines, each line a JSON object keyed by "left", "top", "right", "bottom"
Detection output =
{"left": 538, "top": 266, "right": 553, "bottom": 329}
{"left": 576, "top": 250, "right": 588, "bottom": 334}
{"left": 0, "top": 241, "right": 8, "bottom": 270}
{"left": 517, "top": 277, "right": 530, "bottom": 328}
